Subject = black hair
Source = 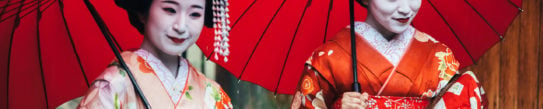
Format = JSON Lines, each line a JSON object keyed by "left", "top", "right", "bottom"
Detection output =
{"left": 115, "top": 0, "right": 214, "bottom": 34}
{"left": 356, "top": 0, "right": 367, "bottom": 8}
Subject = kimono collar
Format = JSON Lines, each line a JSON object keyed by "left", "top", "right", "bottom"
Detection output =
{"left": 354, "top": 22, "right": 414, "bottom": 66}
{"left": 134, "top": 49, "right": 189, "bottom": 102}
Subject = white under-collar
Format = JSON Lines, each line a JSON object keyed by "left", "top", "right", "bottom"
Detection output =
{"left": 135, "top": 49, "right": 189, "bottom": 102}
{"left": 354, "top": 22, "right": 414, "bottom": 66}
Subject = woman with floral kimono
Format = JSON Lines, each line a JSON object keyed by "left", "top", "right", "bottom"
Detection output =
{"left": 291, "top": 0, "right": 487, "bottom": 108}
{"left": 78, "top": 0, "right": 232, "bottom": 108}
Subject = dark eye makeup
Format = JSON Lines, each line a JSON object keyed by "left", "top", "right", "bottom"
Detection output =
{"left": 163, "top": 8, "right": 177, "bottom": 14}
{"left": 190, "top": 12, "right": 202, "bottom": 17}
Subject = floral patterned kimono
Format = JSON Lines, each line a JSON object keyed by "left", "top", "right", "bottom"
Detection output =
{"left": 291, "top": 22, "right": 487, "bottom": 109}
{"left": 79, "top": 49, "right": 232, "bottom": 109}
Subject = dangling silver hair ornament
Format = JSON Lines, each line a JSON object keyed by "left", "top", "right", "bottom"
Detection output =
{"left": 212, "top": 0, "right": 230, "bottom": 62}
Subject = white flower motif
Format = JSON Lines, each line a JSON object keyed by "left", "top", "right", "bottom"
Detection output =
{"left": 367, "top": 98, "right": 377, "bottom": 108}
{"left": 448, "top": 82, "right": 464, "bottom": 96}
{"left": 306, "top": 52, "right": 314, "bottom": 65}
{"left": 400, "top": 102, "right": 412, "bottom": 108}
{"left": 127, "top": 102, "right": 137, "bottom": 109}
{"left": 312, "top": 90, "right": 326, "bottom": 109}
{"left": 470, "top": 97, "right": 478, "bottom": 109}
{"left": 427, "top": 35, "right": 439, "bottom": 43}
{"left": 204, "top": 85, "right": 216, "bottom": 108}
{"left": 474, "top": 87, "right": 482, "bottom": 100}
{"left": 480, "top": 87, "right": 485, "bottom": 95}
{"left": 421, "top": 90, "right": 435, "bottom": 97}
{"left": 318, "top": 51, "right": 325, "bottom": 56}
{"left": 433, "top": 99, "right": 447, "bottom": 109}
{"left": 384, "top": 99, "right": 392, "bottom": 107}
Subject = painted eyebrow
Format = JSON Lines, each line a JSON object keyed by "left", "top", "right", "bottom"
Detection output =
{"left": 161, "top": 0, "right": 179, "bottom": 5}
{"left": 191, "top": 5, "right": 203, "bottom": 9}
{"left": 161, "top": 0, "right": 203, "bottom": 9}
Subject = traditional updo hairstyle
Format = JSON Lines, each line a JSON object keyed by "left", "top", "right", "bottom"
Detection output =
{"left": 114, "top": 0, "right": 214, "bottom": 34}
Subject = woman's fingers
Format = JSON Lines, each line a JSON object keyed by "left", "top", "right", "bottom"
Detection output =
{"left": 343, "top": 92, "right": 362, "bottom": 98}
{"left": 361, "top": 92, "right": 369, "bottom": 100}
{"left": 342, "top": 97, "right": 362, "bottom": 104}
{"left": 341, "top": 92, "right": 372, "bottom": 109}
{"left": 360, "top": 92, "right": 369, "bottom": 108}
{"left": 343, "top": 103, "right": 364, "bottom": 109}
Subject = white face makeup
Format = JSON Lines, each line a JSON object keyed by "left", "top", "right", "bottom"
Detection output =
{"left": 144, "top": 0, "right": 205, "bottom": 56}
{"left": 367, "top": 0, "right": 421, "bottom": 34}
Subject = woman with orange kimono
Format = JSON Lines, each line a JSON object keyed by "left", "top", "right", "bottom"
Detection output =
{"left": 78, "top": 0, "right": 232, "bottom": 108}
{"left": 291, "top": 0, "right": 487, "bottom": 108}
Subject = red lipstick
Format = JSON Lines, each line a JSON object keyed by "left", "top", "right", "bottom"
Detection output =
{"left": 168, "top": 36, "right": 186, "bottom": 44}
{"left": 394, "top": 18, "right": 410, "bottom": 24}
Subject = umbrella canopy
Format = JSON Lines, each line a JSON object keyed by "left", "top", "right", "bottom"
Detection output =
{"left": 196, "top": 0, "right": 522, "bottom": 95}
{"left": 0, "top": 0, "right": 142, "bottom": 108}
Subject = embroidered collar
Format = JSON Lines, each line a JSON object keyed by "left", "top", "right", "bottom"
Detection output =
{"left": 354, "top": 22, "right": 415, "bottom": 66}
{"left": 135, "top": 49, "right": 189, "bottom": 102}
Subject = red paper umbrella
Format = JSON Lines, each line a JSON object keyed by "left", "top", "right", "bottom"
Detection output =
{"left": 0, "top": 0, "right": 143, "bottom": 108}
{"left": 196, "top": 0, "right": 522, "bottom": 95}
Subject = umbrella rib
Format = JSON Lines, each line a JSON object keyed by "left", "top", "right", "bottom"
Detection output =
{"left": 0, "top": 0, "right": 40, "bottom": 21}
{"left": 0, "top": 0, "right": 53, "bottom": 22}
{"left": 274, "top": 0, "right": 312, "bottom": 95}
{"left": 0, "top": 0, "right": 36, "bottom": 10}
{"left": 6, "top": 0, "right": 25, "bottom": 108}
{"left": 0, "top": 0, "right": 54, "bottom": 23}
{"left": 0, "top": 0, "right": 11, "bottom": 18}
{"left": 427, "top": 0, "right": 476, "bottom": 64}
{"left": 507, "top": 0, "right": 523, "bottom": 11}
{"left": 0, "top": 0, "right": 39, "bottom": 23}
{"left": 239, "top": 0, "right": 287, "bottom": 79}
{"left": 108, "top": 30, "right": 124, "bottom": 51}
{"left": 0, "top": 0, "right": 37, "bottom": 12}
{"left": 207, "top": 0, "right": 259, "bottom": 60}
{"left": 36, "top": 1, "right": 50, "bottom": 108}
{"left": 462, "top": 0, "right": 503, "bottom": 39}
{"left": 322, "top": 0, "right": 332, "bottom": 43}
{"left": 20, "top": 0, "right": 54, "bottom": 20}
{"left": 230, "top": 0, "right": 257, "bottom": 29}
{"left": 58, "top": 0, "right": 90, "bottom": 87}
{"left": 100, "top": 1, "right": 124, "bottom": 52}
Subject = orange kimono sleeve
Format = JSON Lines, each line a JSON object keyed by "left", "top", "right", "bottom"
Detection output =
{"left": 78, "top": 65, "right": 139, "bottom": 109}
{"left": 291, "top": 64, "right": 341, "bottom": 109}
{"left": 434, "top": 71, "right": 488, "bottom": 109}
{"left": 433, "top": 47, "right": 488, "bottom": 109}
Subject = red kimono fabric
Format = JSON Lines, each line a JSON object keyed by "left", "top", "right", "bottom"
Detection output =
{"left": 291, "top": 28, "right": 487, "bottom": 109}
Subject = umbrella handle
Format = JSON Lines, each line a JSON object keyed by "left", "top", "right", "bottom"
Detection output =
{"left": 349, "top": 0, "right": 361, "bottom": 92}
{"left": 352, "top": 82, "right": 361, "bottom": 92}
{"left": 82, "top": 0, "right": 151, "bottom": 109}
